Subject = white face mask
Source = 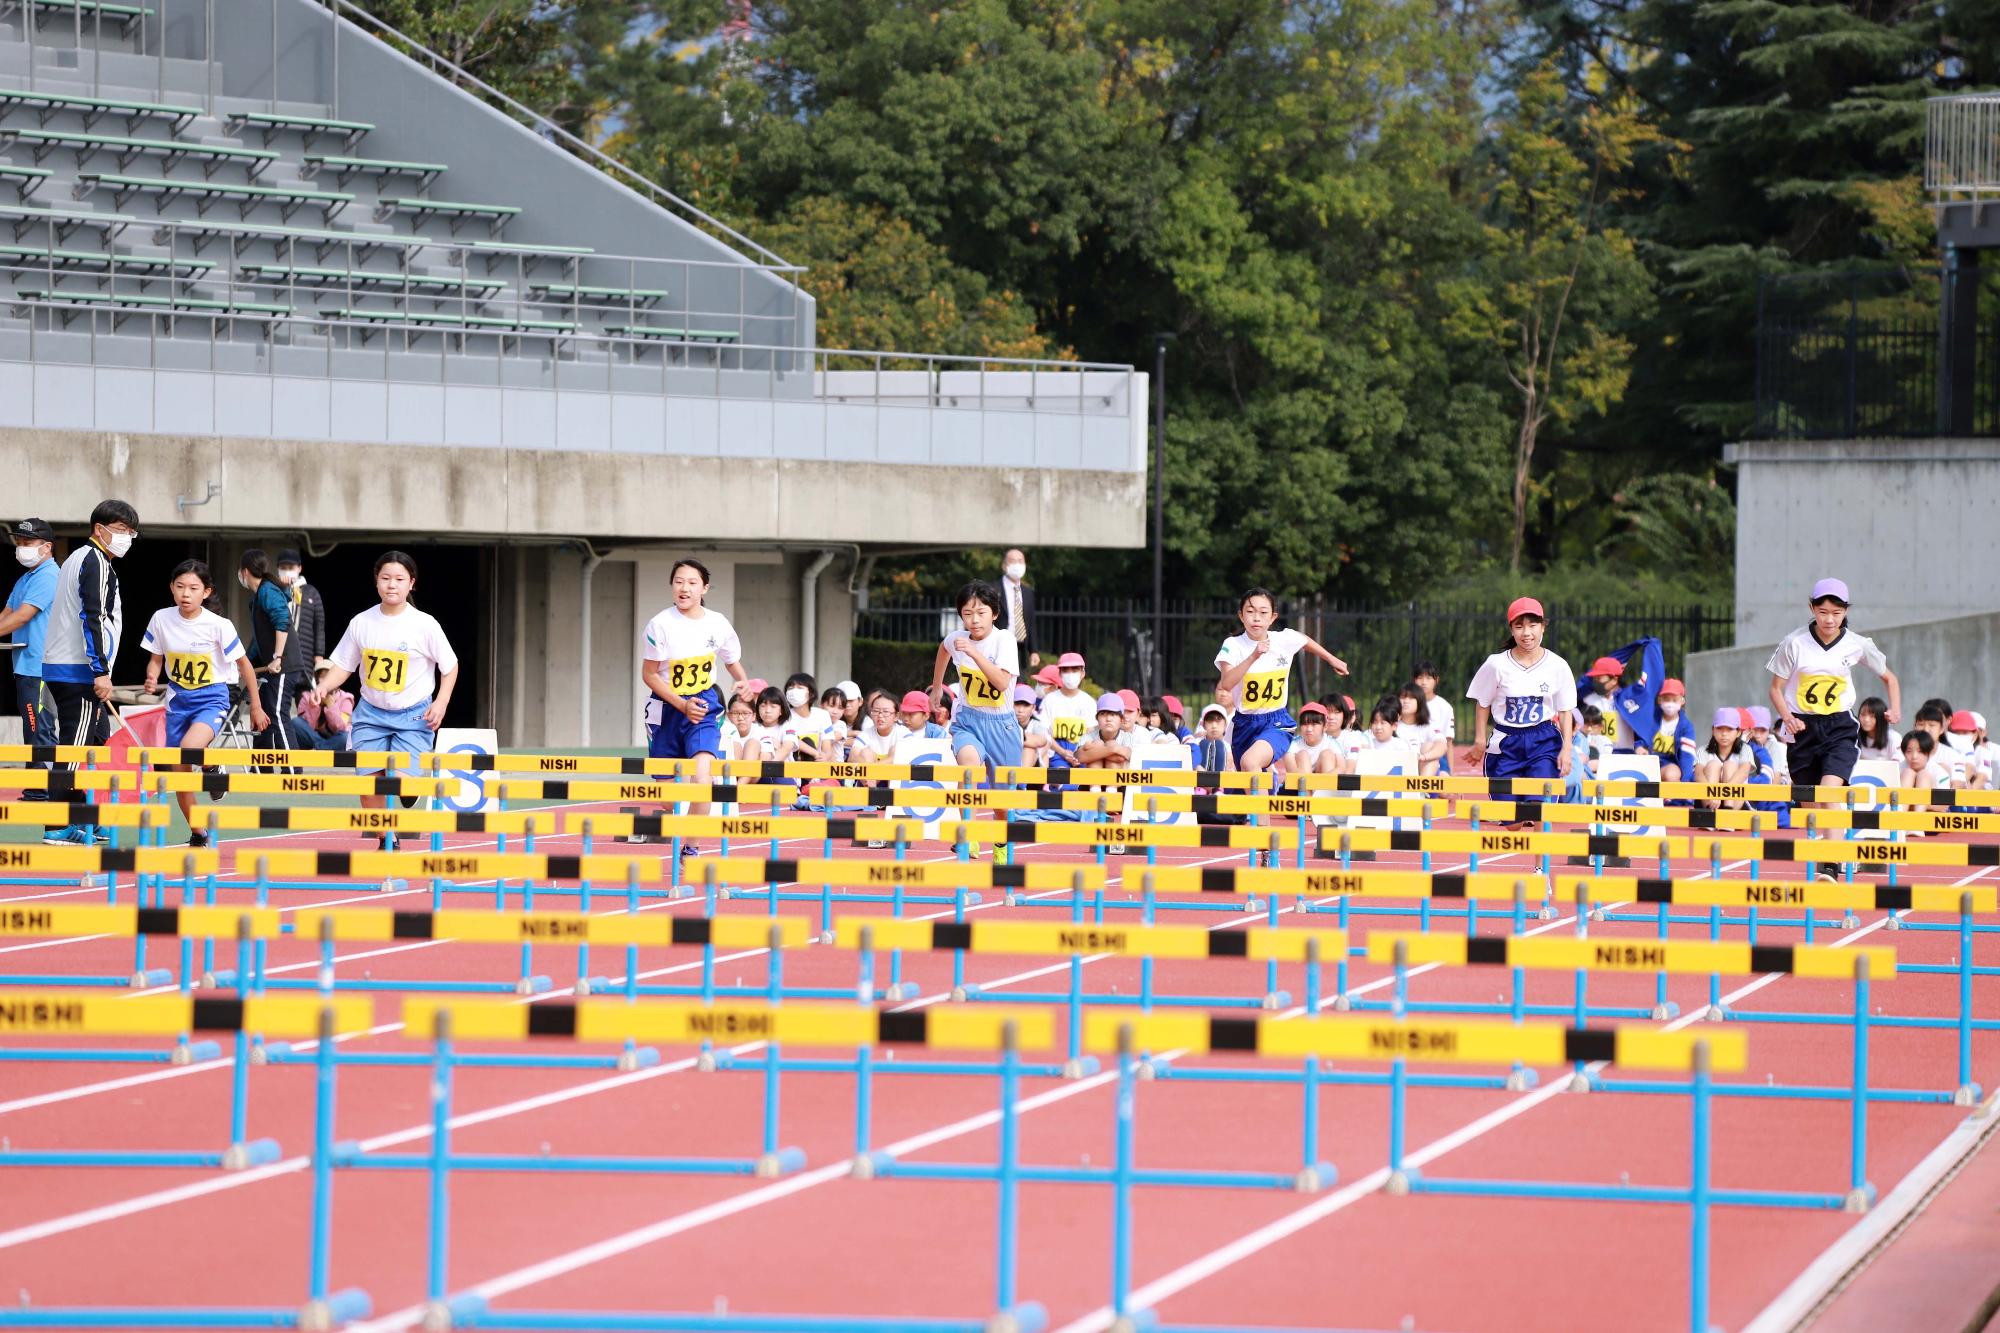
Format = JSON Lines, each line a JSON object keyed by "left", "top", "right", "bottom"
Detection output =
{"left": 1060, "top": 671, "right": 1083, "bottom": 690}
{"left": 785, "top": 687, "right": 810, "bottom": 708}
{"left": 106, "top": 531, "right": 135, "bottom": 558}
{"left": 1659, "top": 701, "right": 1680, "bottom": 717}
{"left": 277, "top": 569, "right": 298, "bottom": 586}
{"left": 1947, "top": 732, "right": 1973, "bottom": 753}
{"left": 239, "top": 574, "right": 253, "bottom": 592}
{"left": 1003, "top": 561, "right": 1026, "bottom": 581}
{"left": 14, "top": 544, "right": 45, "bottom": 568}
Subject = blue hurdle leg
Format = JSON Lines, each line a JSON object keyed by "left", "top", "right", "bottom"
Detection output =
{"left": 1847, "top": 953, "right": 1873, "bottom": 1209}
{"left": 1958, "top": 896, "right": 1981, "bottom": 1104}
{"left": 427, "top": 1012, "right": 456, "bottom": 1315}
{"left": 1111, "top": 1024, "right": 1137, "bottom": 1322}
{"left": 1689, "top": 1040, "right": 1712, "bottom": 1333}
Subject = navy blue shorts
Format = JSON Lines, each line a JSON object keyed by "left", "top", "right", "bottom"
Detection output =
{"left": 648, "top": 689, "right": 724, "bottom": 761}
{"left": 1231, "top": 710, "right": 1295, "bottom": 768}
{"left": 1484, "top": 722, "right": 1563, "bottom": 780}
{"left": 1787, "top": 714, "right": 1859, "bottom": 786}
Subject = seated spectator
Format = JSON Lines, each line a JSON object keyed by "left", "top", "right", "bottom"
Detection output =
{"left": 1973, "top": 713, "right": 2000, "bottom": 792}
{"left": 1741, "top": 705, "right": 1786, "bottom": 783}
{"left": 1162, "top": 695, "right": 1191, "bottom": 741}
{"left": 1695, "top": 707, "right": 1755, "bottom": 808}
{"left": 1856, "top": 696, "right": 1900, "bottom": 761}
{"left": 1909, "top": 704, "right": 1960, "bottom": 785}
{"left": 1321, "top": 695, "right": 1364, "bottom": 774}
{"left": 833, "top": 680, "right": 864, "bottom": 730}
{"left": 849, "top": 690, "right": 908, "bottom": 761}
{"left": 1014, "top": 684, "right": 1052, "bottom": 761}
{"left": 294, "top": 658, "right": 353, "bottom": 750}
{"left": 1361, "top": 699, "right": 1418, "bottom": 759}
{"left": 1901, "top": 729, "right": 1955, "bottom": 800}
{"left": 741, "top": 687, "right": 793, "bottom": 761}
{"left": 899, "top": 690, "right": 951, "bottom": 740}
{"left": 1648, "top": 679, "right": 1697, "bottom": 781}
{"left": 1947, "top": 710, "right": 1989, "bottom": 788}
{"left": 1191, "top": 703, "right": 1232, "bottom": 775}
{"left": 1286, "top": 701, "right": 1342, "bottom": 776}
{"left": 818, "top": 686, "right": 852, "bottom": 758}
{"left": 1574, "top": 706, "right": 1603, "bottom": 779}
{"left": 1075, "top": 694, "right": 1133, "bottom": 767}
{"left": 1033, "top": 664, "right": 1062, "bottom": 696}
{"left": 1395, "top": 683, "right": 1448, "bottom": 775}
{"left": 719, "top": 692, "right": 754, "bottom": 756}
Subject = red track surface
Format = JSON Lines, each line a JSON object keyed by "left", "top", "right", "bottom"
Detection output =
{"left": 2, "top": 802, "right": 1994, "bottom": 1333}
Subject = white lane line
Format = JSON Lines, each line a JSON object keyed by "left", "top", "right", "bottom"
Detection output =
{"left": 1046, "top": 867, "right": 1971, "bottom": 1333}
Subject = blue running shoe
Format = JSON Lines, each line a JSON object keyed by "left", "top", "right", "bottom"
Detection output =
{"left": 42, "top": 825, "right": 92, "bottom": 846}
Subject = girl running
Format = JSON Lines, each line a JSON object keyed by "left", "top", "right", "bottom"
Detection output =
{"left": 1766, "top": 578, "right": 1901, "bottom": 798}
{"left": 307, "top": 551, "right": 459, "bottom": 843}
{"left": 1466, "top": 597, "right": 1576, "bottom": 782}
{"left": 928, "top": 580, "right": 1021, "bottom": 773}
{"left": 639, "top": 559, "right": 750, "bottom": 849}
{"left": 140, "top": 560, "right": 268, "bottom": 846}
{"left": 1213, "top": 587, "right": 1348, "bottom": 775}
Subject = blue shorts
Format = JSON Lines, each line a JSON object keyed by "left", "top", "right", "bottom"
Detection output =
{"left": 648, "top": 689, "right": 724, "bottom": 761}
{"left": 950, "top": 708, "right": 1022, "bottom": 770}
{"left": 1485, "top": 722, "right": 1563, "bottom": 780}
{"left": 1231, "top": 710, "right": 1295, "bottom": 768}
{"left": 351, "top": 698, "right": 435, "bottom": 772}
{"left": 165, "top": 688, "right": 230, "bottom": 745}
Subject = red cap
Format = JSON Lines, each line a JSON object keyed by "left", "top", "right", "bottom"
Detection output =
{"left": 1950, "top": 709, "right": 1979, "bottom": 732}
{"left": 1162, "top": 694, "right": 1184, "bottom": 717}
{"left": 1034, "top": 664, "right": 1061, "bottom": 686}
{"left": 1659, "top": 678, "right": 1685, "bottom": 698}
{"left": 1587, "top": 656, "right": 1624, "bottom": 679}
{"left": 1116, "top": 689, "right": 1141, "bottom": 712}
{"left": 1506, "top": 597, "right": 1545, "bottom": 624}
{"left": 898, "top": 690, "right": 930, "bottom": 713}
{"left": 1298, "top": 702, "right": 1329, "bottom": 719}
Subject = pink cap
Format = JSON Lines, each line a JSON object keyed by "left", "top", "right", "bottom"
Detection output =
{"left": 743, "top": 678, "right": 769, "bottom": 694}
{"left": 1162, "top": 694, "right": 1184, "bottom": 717}
{"left": 1057, "top": 652, "right": 1086, "bottom": 669}
{"left": 1117, "top": 689, "right": 1141, "bottom": 712}
{"left": 1506, "top": 597, "right": 1545, "bottom": 624}
{"left": 1711, "top": 707, "right": 1740, "bottom": 729}
{"left": 1950, "top": 709, "right": 1979, "bottom": 732}
{"left": 898, "top": 691, "right": 930, "bottom": 713}
{"left": 1811, "top": 577, "right": 1850, "bottom": 604}
{"left": 1298, "top": 702, "right": 1329, "bottom": 719}
{"left": 1034, "top": 664, "right": 1061, "bottom": 686}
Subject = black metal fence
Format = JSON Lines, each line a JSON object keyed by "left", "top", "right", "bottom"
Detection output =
{"left": 854, "top": 597, "right": 1736, "bottom": 706}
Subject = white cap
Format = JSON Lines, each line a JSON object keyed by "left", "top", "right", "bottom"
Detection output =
{"left": 835, "top": 680, "right": 862, "bottom": 702}
{"left": 1974, "top": 711, "right": 1988, "bottom": 731}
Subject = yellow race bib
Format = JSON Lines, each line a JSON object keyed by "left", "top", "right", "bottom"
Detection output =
{"left": 960, "top": 664, "right": 1007, "bottom": 707}
{"left": 1797, "top": 674, "right": 1845, "bottom": 715}
{"left": 362, "top": 648, "right": 410, "bottom": 693}
{"left": 165, "top": 651, "right": 215, "bottom": 690}
{"left": 1600, "top": 711, "right": 1618, "bottom": 740}
{"left": 1239, "top": 670, "right": 1288, "bottom": 714}
{"left": 1051, "top": 716, "right": 1088, "bottom": 744}
{"left": 667, "top": 653, "right": 716, "bottom": 695}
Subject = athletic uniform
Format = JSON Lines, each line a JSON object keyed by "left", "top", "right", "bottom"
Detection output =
{"left": 1288, "top": 733, "right": 1341, "bottom": 769}
{"left": 641, "top": 605, "right": 741, "bottom": 761}
{"left": 1424, "top": 695, "right": 1455, "bottom": 773}
{"left": 849, "top": 722, "right": 909, "bottom": 761}
{"left": 944, "top": 628, "right": 1021, "bottom": 767}
{"left": 1466, "top": 649, "right": 1576, "bottom": 779}
{"left": 1765, "top": 625, "right": 1886, "bottom": 785}
{"left": 329, "top": 604, "right": 457, "bottom": 769}
{"left": 1216, "top": 628, "right": 1306, "bottom": 767}
{"left": 140, "top": 608, "right": 244, "bottom": 745}
{"left": 1039, "top": 689, "right": 1097, "bottom": 766}
{"left": 1856, "top": 727, "right": 1901, "bottom": 763}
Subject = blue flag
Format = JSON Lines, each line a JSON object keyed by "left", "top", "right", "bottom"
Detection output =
{"left": 1605, "top": 637, "right": 1666, "bottom": 746}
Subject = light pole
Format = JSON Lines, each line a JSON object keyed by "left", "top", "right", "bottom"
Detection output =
{"left": 1151, "top": 333, "right": 1173, "bottom": 690}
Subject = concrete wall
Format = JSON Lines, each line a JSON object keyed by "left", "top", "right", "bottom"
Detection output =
{"left": 1686, "top": 609, "right": 2000, "bottom": 721}
{"left": 1726, "top": 437, "right": 2000, "bottom": 644}
{"left": 9, "top": 427, "right": 1147, "bottom": 548}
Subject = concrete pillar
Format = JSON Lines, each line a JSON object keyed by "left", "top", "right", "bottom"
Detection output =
{"left": 1940, "top": 245, "right": 1981, "bottom": 436}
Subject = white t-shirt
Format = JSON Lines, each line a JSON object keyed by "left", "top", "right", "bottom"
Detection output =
{"left": 742, "top": 723, "right": 786, "bottom": 757}
{"left": 1466, "top": 649, "right": 1577, "bottom": 751}
{"left": 1425, "top": 695, "right": 1455, "bottom": 742}
{"left": 1335, "top": 729, "right": 1368, "bottom": 763}
{"left": 1580, "top": 688, "right": 1624, "bottom": 748}
{"left": 1856, "top": 726, "right": 1901, "bottom": 761}
{"left": 641, "top": 605, "right": 741, "bottom": 701}
{"left": 1765, "top": 625, "right": 1886, "bottom": 720}
{"left": 141, "top": 607, "right": 244, "bottom": 701}
{"left": 330, "top": 604, "right": 457, "bottom": 711}
{"left": 1216, "top": 628, "right": 1307, "bottom": 716}
{"left": 944, "top": 627, "right": 1019, "bottom": 715}
{"left": 849, "top": 722, "right": 909, "bottom": 760}
{"left": 783, "top": 707, "right": 837, "bottom": 756}
{"left": 1289, "top": 733, "right": 1341, "bottom": 765}
{"left": 1973, "top": 740, "right": 2000, "bottom": 786}
{"left": 1039, "top": 689, "right": 1097, "bottom": 751}
{"left": 1362, "top": 731, "right": 1418, "bottom": 755}
{"left": 1904, "top": 757, "right": 1955, "bottom": 790}
{"left": 1395, "top": 720, "right": 1436, "bottom": 750}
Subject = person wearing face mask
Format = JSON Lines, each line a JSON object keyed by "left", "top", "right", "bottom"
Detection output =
{"left": 1, "top": 519, "right": 60, "bottom": 779}
{"left": 996, "top": 548, "right": 1038, "bottom": 671}
{"left": 238, "top": 549, "right": 296, "bottom": 750}
{"left": 40, "top": 500, "right": 137, "bottom": 845}
{"left": 1649, "top": 679, "right": 1697, "bottom": 781}
{"left": 1038, "top": 651, "right": 1095, "bottom": 775}
{"left": 274, "top": 549, "right": 324, "bottom": 727}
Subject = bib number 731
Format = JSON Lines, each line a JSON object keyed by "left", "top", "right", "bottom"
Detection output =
{"left": 362, "top": 648, "right": 410, "bottom": 691}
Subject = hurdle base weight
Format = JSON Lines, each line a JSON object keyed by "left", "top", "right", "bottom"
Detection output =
{"left": 202, "top": 969, "right": 237, "bottom": 989}
{"left": 1331, "top": 994, "right": 1353, "bottom": 1012}
{"left": 616, "top": 1046, "right": 661, "bottom": 1072}
{"left": 420, "top": 1298, "right": 453, "bottom": 1333}
{"left": 1843, "top": 1183, "right": 1876, "bottom": 1214}
{"left": 128, "top": 968, "right": 171, "bottom": 988}
{"left": 379, "top": 878, "right": 408, "bottom": 894}
{"left": 221, "top": 1138, "right": 281, "bottom": 1170}
{"left": 298, "top": 1289, "right": 371, "bottom": 1332}
{"left": 1504, "top": 1067, "right": 1537, "bottom": 1092}
{"left": 1105, "top": 1311, "right": 1158, "bottom": 1333}
{"left": 1294, "top": 1160, "right": 1337, "bottom": 1192}
{"left": 1954, "top": 1082, "right": 1983, "bottom": 1107}
{"left": 1260, "top": 990, "right": 1291, "bottom": 1011}
{"left": 986, "top": 1301, "right": 1050, "bottom": 1333}
{"left": 1384, "top": 1167, "right": 1416, "bottom": 1195}
{"left": 1651, "top": 1002, "right": 1682, "bottom": 1021}
{"left": 1704, "top": 1005, "right": 1728, "bottom": 1022}
{"left": 513, "top": 975, "right": 554, "bottom": 996}
{"left": 1565, "top": 1072, "right": 1594, "bottom": 1094}
{"left": 754, "top": 1147, "right": 807, "bottom": 1178}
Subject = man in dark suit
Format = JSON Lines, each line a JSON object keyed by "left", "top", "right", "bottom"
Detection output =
{"left": 998, "top": 547, "right": 1038, "bottom": 669}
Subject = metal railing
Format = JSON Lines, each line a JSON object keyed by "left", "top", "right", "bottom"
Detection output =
{"left": 856, "top": 597, "right": 1735, "bottom": 702}
{"left": 1928, "top": 93, "right": 2000, "bottom": 197}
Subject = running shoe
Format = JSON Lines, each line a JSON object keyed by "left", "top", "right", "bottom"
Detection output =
{"left": 42, "top": 825, "right": 91, "bottom": 846}
{"left": 17, "top": 788, "right": 46, "bottom": 803}
{"left": 91, "top": 826, "right": 111, "bottom": 843}
{"left": 623, "top": 832, "right": 653, "bottom": 846}
{"left": 376, "top": 834, "right": 395, "bottom": 852}
{"left": 203, "top": 766, "right": 225, "bottom": 802}
{"left": 187, "top": 831, "right": 210, "bottom": 850}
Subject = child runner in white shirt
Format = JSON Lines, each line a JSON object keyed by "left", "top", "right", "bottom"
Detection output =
{"left": 141, "top": 559, "right": 267, "bottom": 845}
{"left": 1766, "top": 577, "right": 1902, "bottom": 797}
{"left": 1213, "top": 586, "right": 1348, "bottom": 775}
{"left": 308, "top": 550, "right": 458, "bottom": 842}
{"left": 929, "top": 580, "right": 1021, "bottom": 773}
{"left": 1466, "top": 597, "right": 1575, "bottom": 782}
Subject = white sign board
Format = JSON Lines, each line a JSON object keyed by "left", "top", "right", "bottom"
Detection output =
{"left": 890, "top": 735, "right": 962, "bottom": 837}
{"left": 1121, "top": 742, "right": 1196, "bottom": 826}
{"left": 432, "top": 728, "right": 499, "bottom": 814}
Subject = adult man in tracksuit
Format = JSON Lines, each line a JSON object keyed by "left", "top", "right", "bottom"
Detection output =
{"left": 41, "top": 500, "right": 138, "bottom": 845}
